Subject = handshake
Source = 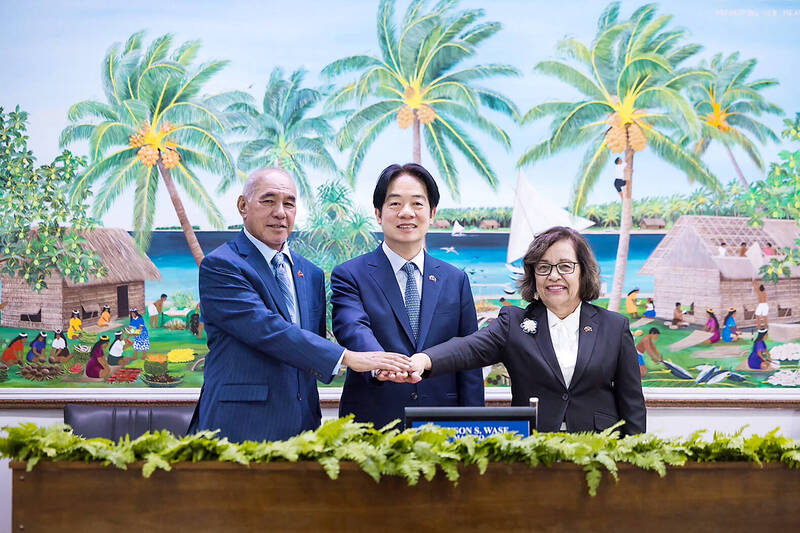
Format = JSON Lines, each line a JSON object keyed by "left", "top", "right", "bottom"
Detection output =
{"left": 341, "top": 350, "right": 432, "bottom": 383}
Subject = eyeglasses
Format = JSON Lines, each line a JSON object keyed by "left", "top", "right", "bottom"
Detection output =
{"left": 533, "top": 261, "right": 579, "bottom": 276}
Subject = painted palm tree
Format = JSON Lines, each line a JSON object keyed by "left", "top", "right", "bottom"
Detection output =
{"left": 517, "top": 2, "right": 720, "bottom": 311}
{"left": 60, "top": 31, "right": 237, "bottom": 266}
{"left": 687, "top": 53, "right": 782, "bottom": 187}
{"left": 322, "top": 0, "right": 519, "bottom": 195}
{"left": 226, "top": 67, "right": 340, "bottom": 200}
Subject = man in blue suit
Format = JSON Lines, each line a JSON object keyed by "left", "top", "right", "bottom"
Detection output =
{"left": 331, "top": 163, "right": 485, "bottom": 428}
{"left": 194, "top": 168, "right": 412, "bottom": 443}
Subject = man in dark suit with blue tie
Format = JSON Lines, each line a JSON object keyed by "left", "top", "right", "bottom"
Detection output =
{"left": 331, "top": 163, "right": 485, "bottom": 428}
{"left": 193, "top": 168, "right": 412, "bottom": 442}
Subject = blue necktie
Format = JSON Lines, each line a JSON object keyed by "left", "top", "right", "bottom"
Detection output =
{"left": 272, "top": 252, "right": 296, "bottom": 324}
{"left": 402, "top": 262, "right": 420, "bottom": 341}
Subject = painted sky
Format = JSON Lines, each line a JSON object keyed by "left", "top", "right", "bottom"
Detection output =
{"left": 1, "top": 0, "right": 798, "bottom": 229}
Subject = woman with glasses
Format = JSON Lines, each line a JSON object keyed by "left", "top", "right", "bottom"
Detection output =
{"left": 382, "top": 226, "right": 646, "bottom": 435}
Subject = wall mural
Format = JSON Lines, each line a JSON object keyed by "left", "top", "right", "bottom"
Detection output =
{"left": 1, "top": 0, "right": 799, "bottom": 395}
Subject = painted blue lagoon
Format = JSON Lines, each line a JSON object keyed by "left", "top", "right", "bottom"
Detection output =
{"left": 145, "top": 231, "right": 663, "bottom": 302}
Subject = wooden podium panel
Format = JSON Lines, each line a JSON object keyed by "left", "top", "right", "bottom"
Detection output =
{"left": 10, "top": 461, "right": 800, "bottom": 532}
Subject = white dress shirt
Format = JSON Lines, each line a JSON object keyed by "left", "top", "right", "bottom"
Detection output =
{"left": 243, "top": 228, "right": 343, "bottom": 375}
{"left": 547, "top": 302, "right": 582, "bottom": 431}
{"left": 243, "top": 228, "right": 299, "bottom": 321}
{"left": 546, "top": 302, "right": 582, "bottom": 389}
{"left": 382, "top": 241, "right": 425, "bottom": 303}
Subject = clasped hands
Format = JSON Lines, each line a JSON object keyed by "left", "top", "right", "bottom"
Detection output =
{"left": 375, "top": 353, "right": 431, "bottom": 383}
{"left": 341, "top": 350, "right": 431, "bottom": 383}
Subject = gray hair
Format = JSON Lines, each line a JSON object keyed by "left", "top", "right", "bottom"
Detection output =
{"left": 242, "top": 168, "right": 292, "bottom": 200}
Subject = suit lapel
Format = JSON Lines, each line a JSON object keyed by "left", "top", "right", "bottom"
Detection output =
{"left": 416, "top": 253, "right": 443, "bottom": 350}
{"left": 528, "top": 303, "right": 567, "bottom": 389}
{"left": 569, "top": 303, "right": 599, "bottom": 389}
{"left": 234, "top": 231, "right": 291, "bottom": 322}
{"left": 367, "top": 246, "right": 416, "bottom": 346}
{"left": 290, "top": 251, "right": 307, "bottom": 329}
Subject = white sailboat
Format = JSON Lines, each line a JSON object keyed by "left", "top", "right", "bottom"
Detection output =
{"left": 506, "top": 170, "right": 594, "bottom": 274}
{"left": 451, "top": 219, "right": 465, "bottom": 237}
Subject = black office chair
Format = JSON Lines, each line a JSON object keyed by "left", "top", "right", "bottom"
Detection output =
{"left": 63, "top": 404, "right": 195, "bottom": 440}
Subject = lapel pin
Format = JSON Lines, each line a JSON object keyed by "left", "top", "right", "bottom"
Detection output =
{"left": 429, "top": 275, "right": 437, "bottom": 282}
{"left": 583, "top": 326, "right": 593, "bottom": 333}
{"left": 297, "top": 270, "right": 304, "bottom": 278}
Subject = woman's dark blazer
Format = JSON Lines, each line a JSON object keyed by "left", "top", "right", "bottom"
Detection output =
{"left": 424, "top": 301, "right": 646, "bottom": 435}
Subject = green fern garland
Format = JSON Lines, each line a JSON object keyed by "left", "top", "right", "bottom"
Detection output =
{"left": 2, "top": 417, "right": 799, "bottom": 496}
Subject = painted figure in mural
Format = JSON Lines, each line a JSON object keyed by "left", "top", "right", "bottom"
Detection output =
{"left": 636, "top": 327, "right": 663, "bottom": 368}
{"left": 149, "top": 294, "right": 168, "bottom": 329}
{"left": 48, "top": 329, "right": 71, "bottom": 364}
{"left": 25, "top": 332, "right": 47, "bottom": 363}
{"left": 97, "top": 305, "right": 111, "bottom": 328}
{"left": 107, "top": 331, "right": 131, "bottom": 367}
{"left": 625, "top": 288, "right": 640, "bottom": 318}
{"left": 85, "top": 335, "right": 111, "bottom": 379}
{"left": 717, "top": 242, "right": 728, "bottom": 256}
{"left": 613, "top": 157, "right": 626, "bottom": 199}
{"left": 721, "top": 308, "right": 741, "bottom": 342}
{"left": 1, "top": 333, "right": 27, "bottom": 366}
{"left": 331, "top": 163, "right": 485, "bottom": 428}
{"left": 737, "top": 242, "right": 748, "bottom": 257}
{"left": 762, "top": 242, "right": 777, "bottom": 256}
{"left": 189, "top": 302, "right": 204, "bottom": 339}
{"left": 382, "top": 226, "right": 646, "bottom": 435}
{"left": 747, "top": 330, "right": 775, "bottom": 370}
{"left": 190, "top": 168, "right": 412, "bottom": 443}
{"left": 672, "top": 302, "right": 689, "bottom": 327}
{"left": 127, "top": 308, "right": 149, "bottom": 359}
{"left": 67, "top": 309, "right": 83, "bottom": 339}
{"left": 703, "top": 309, "right": 721, "bottom": 344}
{"left": 752, "top": 280, "right": 769, "bottom": 330}
{"left": 643, "top": 298, "right": 656, "bottom": 318}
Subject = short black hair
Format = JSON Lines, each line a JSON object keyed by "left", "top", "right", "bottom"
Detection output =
{"left": 614, "top": 157, "right": 622, "bottom": 164}
{"left": 721, "top": 242, "right": 726, "bottom": 246}
{"left": 675, "top": 302, "right": 681, "bottom": 307}
{"left": 160, "top": 293, "right": 167, "bottom": 299}
{"left": 373, "top": 163, "right": 440, "bottom": 214}
{"left": 649, "top": 327, "right": 660, "bottom": 335}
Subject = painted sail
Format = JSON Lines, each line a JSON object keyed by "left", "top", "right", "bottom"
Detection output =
{"left": 506, "top": 171, "right": 595, "bottom": 265}
{"left": 452, "top": 220, "right": 465, "bottom": 237}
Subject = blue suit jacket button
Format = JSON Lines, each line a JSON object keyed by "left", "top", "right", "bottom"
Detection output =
{"left": 410, "top": 392, "right": 418, "bottom": 400}
{"left": 561, "top": 393, "right": 569, "bottom": 401}
{"left": 297, "top": 392, "right": 302, "bottom": 401}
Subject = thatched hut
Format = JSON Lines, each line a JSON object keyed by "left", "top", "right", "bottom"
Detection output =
{"left": 1, "top": 228, "right": 161, "bottom": 331}
{"left": 640, "top": 217, "right": 666, "bottom": 230}
{"left": 479, "top": 218, "right": 501, "bottom": 229}
{"left": 639, "top": 215, "right": 800, "bottom": 328}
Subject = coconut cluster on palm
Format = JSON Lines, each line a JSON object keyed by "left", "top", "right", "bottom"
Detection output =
{"left": 60, "top": 31, "right": 238, "bottom": 266}
{"left": 517, "top": 2, "right": 721, "bottom": 312}
{"left": 322, "top": 0, "right": 519, "bottom": 195}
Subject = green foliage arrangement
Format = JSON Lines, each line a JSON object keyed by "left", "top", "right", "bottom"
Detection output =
{"left": 2, "top": 418, "right": 799, "bottom": 497}
{"left": 0, "top": 106, "right": 106, "bottom": 291}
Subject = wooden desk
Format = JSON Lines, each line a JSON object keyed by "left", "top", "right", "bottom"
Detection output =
{"left": 10, "top": 460, "right": 800, "bottom": 532}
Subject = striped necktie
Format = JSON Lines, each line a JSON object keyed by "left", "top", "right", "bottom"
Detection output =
{"left": 402, "top": 262, "right": 420, "bottom": 341}
{"left": 271, "top": 252, "right": 296, "bottom": 324}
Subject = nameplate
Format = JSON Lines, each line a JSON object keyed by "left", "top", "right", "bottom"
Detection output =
{"left": 404, "top": 406, "right": 537, "bottom": 439}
